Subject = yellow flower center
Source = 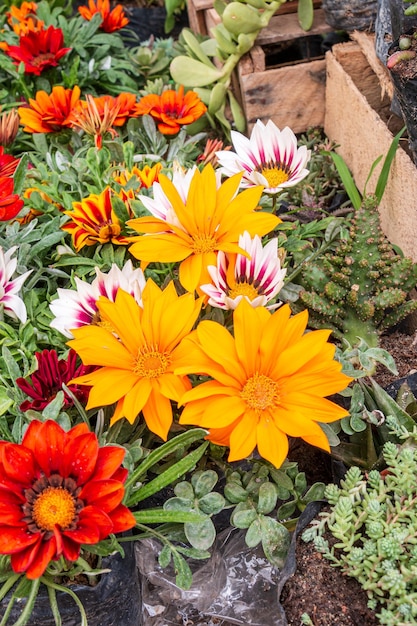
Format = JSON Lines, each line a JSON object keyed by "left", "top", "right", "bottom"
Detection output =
{"left": 134, "top": 345, "right": 171, "bottom": 378}
{"left": 241, "top": 373, "right": 280, "bottom": 411}
{"left": 261, "top": 165, "right": 289, "bottom": 188}
{"left": 228, "top": 282, "right": 260, "bottom": 301}
{"left": 32, "top": 486, "right": 76, "bottom": 531}
{"left": 192, "top": 232, "right": 217, "bottom": 254}
{"left": 98, "top": 222, "right": 121, "bottom": 242}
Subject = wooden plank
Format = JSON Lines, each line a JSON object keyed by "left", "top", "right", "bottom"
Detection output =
{"left": 237, "top": 57, "right": 326, "bottom": 133}
{"left": 325, "top": 42, "right": 417, "bottom": 262}
{"left": 349, "top": 31, "right": 394, "bottom": 100}
{"left": 205, "top": 8, "right": 332, "bottom": 44}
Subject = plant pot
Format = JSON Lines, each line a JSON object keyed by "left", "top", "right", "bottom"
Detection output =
{"left": 322, "top": 0, "right": 377, "bottom": 31}
{"left": 2, "top": 543, "right": 142, "bottom": 626}
{"left": 387, "top": 30, "right": 417, "bottom": 165}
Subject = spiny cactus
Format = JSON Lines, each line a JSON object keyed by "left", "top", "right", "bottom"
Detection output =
{"left": 295, "top": 194, "right": 417, "bottom": 347}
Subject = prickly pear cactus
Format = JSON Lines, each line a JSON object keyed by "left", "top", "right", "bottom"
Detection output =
{"left": 295, "top": 195, "right": 417, "bottom": 346}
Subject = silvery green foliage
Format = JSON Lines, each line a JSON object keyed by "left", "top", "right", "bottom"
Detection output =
{"left": 302, "top": 440, "right": 417, "bottom": 625}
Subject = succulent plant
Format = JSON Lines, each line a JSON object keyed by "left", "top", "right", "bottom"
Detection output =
{"left": 291, "top": 137, "right": 417, "bottom": 348}
{"left": 302, "top": 435, "right": 417, "bottom": 626}
{"left": 295, "top": 193, "right": 417, "bottom": 347}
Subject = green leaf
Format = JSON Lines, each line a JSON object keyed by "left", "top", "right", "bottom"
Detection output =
{"left": 298, "top": 0, "right": 314, "bottom": 31}
{"left": 198, "top": 492, "right": 225, "bottom": 515}
{"left": 125, "top": 428, "right": 207, "bottom": 493}
{"left": 260, "top": 516, "right": 291, "bottom": 568}
{"left": 245, "top": 517, "right": 262, "bottom": 548}
{"left": 172, "top": 550, "right": 193, "bottom": 589}
{"left": 158, "top": 544, "right": 172, "bottom": 569}
{"left": 134, "top": 509, "right": 206, "bottom": 524}
{"left": 329, "top": 151, "right": 362, "bottom": 210}
{"left": 126, "top": 441, "right": 209, "bottom": 505}
{"left": 224, "top": 481, "right": 248, "bottom": 503}
{"left": 191, "top": 469, "right": 218, "bottom": 497}
{"left": 231, "top": 501, "right": 257, "bottom": 528}
{"left": 184, "top": 516, "right": 216, "bottom": 550}
{"left": 170, "top": 56, "right": 223, "bottom": 87}
{"left": 374, "top": 126, "right": 405, "bottom": 203}
{"left": 257, "top": 482, "right": 278, "bottom": 515}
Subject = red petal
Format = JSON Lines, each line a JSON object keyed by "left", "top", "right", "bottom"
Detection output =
{"left": 0, "top": 526, "right": 39, "bottom": 554}
{"left": 79, "top": 479, "right": 124, "bottom": 512}
{"left": 22, "top": 420, "right": 65, "bottom": 475}
{"left": 0, "top": 500, "right": 25, "bottom": 524}
{"left": 109, "top": 505, "right": 136, "bottom": 534}
{"left": 61, "top": 534, "right": 81, "bottom": 562}
{"left": 2, "top": 443, "right": 35, "bottom": 485}
{"left": 62, "top": 432, "right": 99, "bottom": 484}
{"left": 90, "top": 446, "right": 125, "bottom": 481}
{"left": 66, "top": 506, "right": 113, "bottom": 543}
{"left": 25, "top": 537, "right": 58, "bottom": 580}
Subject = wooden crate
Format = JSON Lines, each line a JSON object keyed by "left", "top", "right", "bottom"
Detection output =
{"left": 237, "top": 48, "right": 327, "bottom": 134}
{"left": 187, "top": 0, "right": 322, "bottom": 37}
{"left": 325, "top": 39, "right": 417, "bottom": 262}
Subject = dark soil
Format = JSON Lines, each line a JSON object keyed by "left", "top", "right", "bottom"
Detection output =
{"left": 280, "top": 533, "right": 379, "bottom": 626}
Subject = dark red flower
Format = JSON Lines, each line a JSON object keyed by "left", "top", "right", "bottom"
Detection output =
{"left": 0, "top": 420, "right": 136, "bottom": 579}
{"left": 16, "top": 349, "right": 95, "bottom": 412}
{"left": 0, "top": 176, "right": 24, "bottom": 221}
{"left": 4, "top": 25, "right": 71, "bottom": 76}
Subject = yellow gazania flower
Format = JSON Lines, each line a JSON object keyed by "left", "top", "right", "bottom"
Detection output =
{"left": 175, "top": 300, "right": 352, "bottom": 468}
{"left": 62, "top": 187, "right": 130, "bottom": 252}
{"left": 68, "top": 281, "right": 203, "bottom": 440}
{"left": 127, "top": 164, "right": 280, "bottom": 294}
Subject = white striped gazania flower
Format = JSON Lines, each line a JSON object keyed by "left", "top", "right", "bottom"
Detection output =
{"left": 215, "top": 119, "right": 311, "bottom": 195}
{"left": 200, "top": 231, "right": 286, "bottom": 310}
{"left": 0, "top": 246, "right": 31, "bottom": 323}
{"left": 49, "top": 260, "right": 146, "bottom": 338}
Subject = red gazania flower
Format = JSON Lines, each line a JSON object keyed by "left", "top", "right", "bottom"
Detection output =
{"left": 0, "top": 177, "right": 24, "bottom": 221}
{"left": 0, "top": 419, "right": 136, "bottom": 579}
{"left": 133, "top": 86, "right": 207, "bottom": 135}
{"left": 16, "top": 349, "right": 95, "bottom": 412}
{"left": 78, "top": 0, "right": 129, "bottom": 32}
{"left": 0, "top": 147, "right": 20, "bottom": 178}
{"left": 18, "top": 86, "right": 81, "bottom": 134}
{"left": 4, "top": 25, "right": 71, "bottom": 76}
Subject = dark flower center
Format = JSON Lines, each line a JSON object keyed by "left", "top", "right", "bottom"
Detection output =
{"left": 23, "top": 474, "right": 83, "bottom": 535}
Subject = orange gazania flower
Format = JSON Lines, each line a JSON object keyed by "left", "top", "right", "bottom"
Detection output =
{"left": 0, "top": 177, "right": 24, "bottom": 221}
{"left": 62, "top": 186, "right": 130, "bottom": 252}
{"left": 7, "top": 2, "right": 45, "bottom": 35}
{"left": 113, "top": 163, "right": 162, "bottom": 201}
{"left": 78, "top": 0, "right": 129, "bottom": 32}
{"left": 69, "top": 93, "right": 136, "bottom": 149}
{"left": 0, "top": 419, "right": 136, "bottom": 579}
{"left": 128, "top": 164, "right": 280, "bottom": 294}
{"left": 4, "top": 25, "right": 71, "bottom": 76}
{"left": 68, "top": 281, "right": 203, "bottom": 440}
{"left": 176, "top": 300, "right": 353, "bottom": 468}
{"left": 18, "top": 86, "right": 81, "bottom": 134}
{"left": 133, "top": 86, "right": 207, "bottom": 135}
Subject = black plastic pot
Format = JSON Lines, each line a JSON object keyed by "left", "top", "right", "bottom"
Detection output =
{"left": 322, "top": 0, "right": 377, "bottom": 32}
{"left": 2, "top": 543, "right": 141, "bottom": 626}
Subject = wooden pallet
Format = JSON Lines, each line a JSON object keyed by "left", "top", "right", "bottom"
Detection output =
{"left": 231, "top": 6, "right": 331, "bottom": 134}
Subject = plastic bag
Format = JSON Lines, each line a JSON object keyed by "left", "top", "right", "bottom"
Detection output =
{"left": 136, "top": 503, "right": 324, "bottom": 626}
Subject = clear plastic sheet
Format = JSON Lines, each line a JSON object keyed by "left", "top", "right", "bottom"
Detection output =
{"left": 136, "top": 503, "right": 324, "bottom": 626}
